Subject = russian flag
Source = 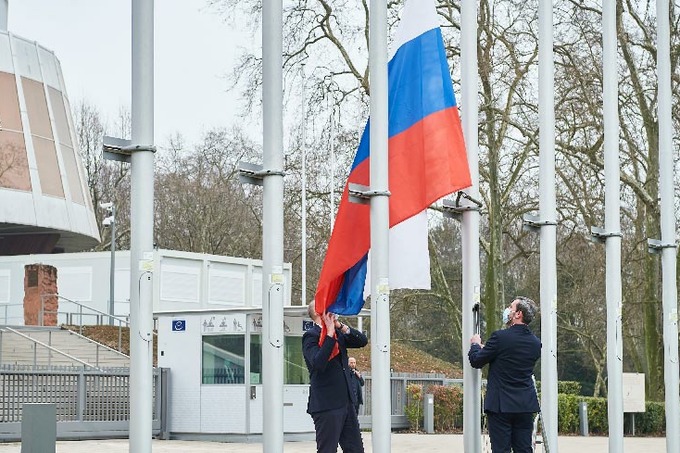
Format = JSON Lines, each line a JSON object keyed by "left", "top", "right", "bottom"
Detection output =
{"left": 314, "top": 0, "right": 471, "bottom": 316}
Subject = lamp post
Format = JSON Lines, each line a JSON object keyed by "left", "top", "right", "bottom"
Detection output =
{"left": 100, "top": 202, "right": 116, "bottom": 325}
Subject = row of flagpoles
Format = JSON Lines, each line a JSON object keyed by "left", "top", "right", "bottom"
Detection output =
{"left": 265, "top": 1, "right": 679, "bottom": 453}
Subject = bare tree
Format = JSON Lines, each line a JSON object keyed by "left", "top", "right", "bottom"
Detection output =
{"left": 74, "top": 100, "right": 131, "bottom": 251}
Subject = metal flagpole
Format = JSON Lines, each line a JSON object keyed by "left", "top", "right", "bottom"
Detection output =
{"left": 262, "top": 0, "right": 285, "bottom": 451}
{"left": 602, "top": 2, "right": 624, "bottom": 450}
{"left": 301, "top": 66, "right": 307, "bottom": 306}
{"left": 538, "top": 1, "right": 558, "bottom": 450}
{"left": 369, "top": 0, "right": 391, "bottom": 451}
{"left": 330, "top": 103, "right": 336, "bottom": 227}
{"left": 460, "top": 1, "right": 482, "bottom": 452}
{"left": 109, "top": 204, "right": 116, "bottom": 326}
{"left": 655, "top": 1, "right": 680, "bottom": 451}
{"left": 129, "top": 0, "right": 155, "bottom": 451}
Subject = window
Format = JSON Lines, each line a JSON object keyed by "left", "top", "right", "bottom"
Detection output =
{"left": 250, "top": 334, "right": 262, "bottom": 384}
{"left": 201, "top": 333, "right": 309, "bottom": 385}
{"left": 202, "top": 335, "right": 245, "bottom": 384}
{"left": 285, "top": 336, "right": 309, "bottom": 385}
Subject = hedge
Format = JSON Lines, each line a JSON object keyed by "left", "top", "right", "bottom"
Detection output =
{"left": 557, "top": 394, "right": 665, "bottom": 435}
{"left": 404, "top": 382, "right": 666, "bottom": 435}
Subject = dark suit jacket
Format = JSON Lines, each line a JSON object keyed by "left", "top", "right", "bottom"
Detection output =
{"left": 303, "top": 324, "right": 368, "bottom": 414}
{"left": 468, "top": 323, "right": 541, "bottom": 413}
{"left": 350, "top": 370, "right": 364, "bottom": 406}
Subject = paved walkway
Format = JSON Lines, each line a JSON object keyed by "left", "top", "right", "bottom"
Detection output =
{"left": 0, "top": 433, "right": 665, "bottom": 452}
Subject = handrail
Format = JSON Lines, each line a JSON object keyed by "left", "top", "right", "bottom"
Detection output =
{"left": 40, "top": 293, "right": 131, "bottom": 351}
{"left": 39, "top": 293, "right": 157, "bottom": 354}
{"left": 2, "top": 326, "right": 100, "bottom": 370}
{"left": 62, "top": 328, "right": 130, "bottom": 359}
{"left": 0, "top": 303, "right": 25, "bottom": 325}
{"left": 40, "top": 293, "right": 130, "bottom": 327}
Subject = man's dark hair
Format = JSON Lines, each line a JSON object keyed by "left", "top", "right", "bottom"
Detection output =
{"left": 515, "top": 296, "right": 538, "bottom": 324}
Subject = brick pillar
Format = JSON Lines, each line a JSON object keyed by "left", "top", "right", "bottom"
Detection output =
{"left": 23, "top": 264, "right": 59, "bottom": 326}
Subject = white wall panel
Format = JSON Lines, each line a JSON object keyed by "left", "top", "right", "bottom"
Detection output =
{"left": 0, "top": 190, "right": 36, "bottom": 225}
{"left": 249, "top": 385, "right": 263, "bottom": 433}
{"left": 208, "top": 270, "right": 244, "bottom": 306}
{"left": 284, "top": 386, "right": 314, "bottom": 433}
{"left": 37, "top": 47, "right": 60, "bottom": 89}
{"left": 158, "top": 314, "right": 201, "bottom": 433}
{"left": 251, "top": 272, "right": 262, "bottom": 307}
{"left": 11, "top": 36, "right": 41, "bottom": 82}
{"left": 0, "top": 269, "right": 10, "bottom": 303}
{"left": 160, "top": 264, "right": 200, "bottom": 303}
{"left": 200, "top": 386, "right": 247, "bottom": 433}
{"left": 33, "top": 195, "right": 70, "bottom": 230}
{"left": 57, "top": 266, "right": 92, "bottom": 301}
{"left": 0, "top": 33, "right": 12, "bottom": 72}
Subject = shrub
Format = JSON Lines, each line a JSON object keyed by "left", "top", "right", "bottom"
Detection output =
{"left": 556, "top": 394, "right": 665, "bottom": 435}
{"left": 404, "top": 383, "right": 424, "bottom": 431}
{"left": 429, "top": 384, "right": 464, "bottom": 432}
{"left": 557, "top": 394, "right": 580, "bottom": 433}
{"left": 582, "top": 396, "right": 608, "bottom": 434}
{"left": 636, "top": 401, "right": 665, "bottom": 435}
{"left": 557, "top": 381, "right": 582, "bottom": 395}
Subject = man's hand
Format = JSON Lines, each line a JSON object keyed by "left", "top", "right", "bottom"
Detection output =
{"left": 322, "top": 312, "right": 336, "bottom": 337}
{"left": 470, "top": 334, "right": 483, "bottom": 346}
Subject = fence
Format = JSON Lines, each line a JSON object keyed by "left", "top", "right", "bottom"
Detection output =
{"left": 0, "top": 365, "right": 165, "bottom": 441}
{"left": 360, "top": 373, "right": 463, "bottom": 429}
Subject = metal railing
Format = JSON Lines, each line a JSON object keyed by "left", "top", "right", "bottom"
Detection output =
{"left": 40, "top": 294, "right": 130, "bottom": 352}
{"left": 0, "top": 304, "right": 24, "bottom": 325}
{"left": 0, "top": 365, "right": 164, "bottom": 440}
{"left": 1, "top": 325, "right": 130, "bottom": 369}
{"left": 1, "top": 327, "right": 99, "bottom": 369}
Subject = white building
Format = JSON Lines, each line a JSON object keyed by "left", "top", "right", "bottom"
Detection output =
{"left": 0, "top": 249, "right": 316, "bottom": 439}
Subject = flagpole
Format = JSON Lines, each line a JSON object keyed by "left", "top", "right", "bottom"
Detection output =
{"left": 128, "top": 1, "right": 154, "bottom": 452}
{"left": 602, "top": 1, "right": 624, "bottom": 451}
{"left": 538, "top": 1, "right": 558, "bottom": 449}
{"left": 330, "top": 94, "right": 336, "bottom": 227}
{"left": 301, "top": 65, "right": 308, "bottom": 306}
{"left": 460, "top": 0, "right": 481, "bottom": 451}
{"left": 656, "top": 1, "right": 680, "bottom": 451}
{"left": 262, "top": 0, "right": 285, "bottom": 450}
{"left": 369, "top": 0, "right": 391, "bottom": 451}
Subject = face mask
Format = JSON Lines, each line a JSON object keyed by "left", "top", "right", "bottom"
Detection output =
{"left": 502, "top": 307, "right": 512, "bottom": 325}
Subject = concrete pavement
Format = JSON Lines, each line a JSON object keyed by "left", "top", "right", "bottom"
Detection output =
{"left": 0, "top": 433, "right": 665, "bottom": 452}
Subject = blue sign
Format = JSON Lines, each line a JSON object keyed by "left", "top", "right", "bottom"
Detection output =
{"left": 302, "top": 320, "right": 314, "bottom": 332}
{"left": 172, "top": 319, "right": 186, "bottom": 332}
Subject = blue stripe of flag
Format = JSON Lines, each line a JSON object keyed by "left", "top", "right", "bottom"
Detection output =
{"left": 350, "top": 27, "right": 455, "bottom": 171}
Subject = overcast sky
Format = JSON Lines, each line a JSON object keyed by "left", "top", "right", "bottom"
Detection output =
{"left": 8, "top": 0, "right": 253, "bottom": 147}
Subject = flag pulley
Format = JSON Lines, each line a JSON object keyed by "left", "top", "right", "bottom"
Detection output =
{"left": 348, "top": 183, "right": 391, "bottom": 205}
{"left": 442, "top": 191, "right": 483, "bottom": 221}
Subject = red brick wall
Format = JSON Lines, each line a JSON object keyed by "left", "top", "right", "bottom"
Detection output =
{"left": 23, "top": 264, "right": 59, "bottom": 326}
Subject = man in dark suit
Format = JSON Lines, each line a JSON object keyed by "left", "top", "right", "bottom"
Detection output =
{"left": 348, "top": 357, "right": 364, "bottom": 414}
{"left": 303, "top": 302, "right": 368, "bottom": 452}
{"left": 468, "top": 296, "right": 541, "bottom": 453}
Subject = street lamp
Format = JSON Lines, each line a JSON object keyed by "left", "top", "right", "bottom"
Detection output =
{"left": 100, "top": 202, "right": 116, "bottom": 326}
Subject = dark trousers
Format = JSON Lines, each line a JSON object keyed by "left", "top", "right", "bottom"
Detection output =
{"left": 311, "top": 401, "right": 364, "bottom": 453}
{"left": 487, "top": 411, "right": 534, "bottom": 453}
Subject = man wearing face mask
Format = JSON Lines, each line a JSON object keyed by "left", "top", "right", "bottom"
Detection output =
{"left": 468, "top": 297, "right": 542, "bottom": 453}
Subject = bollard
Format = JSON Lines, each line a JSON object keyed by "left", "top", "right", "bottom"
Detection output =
{"left": 578, "top": 401, "right": 589, "bottom": 436}
{"left": 423, "top": 393, "right": 434, "bottom": 434}
{"left": 21, "top": 403, "right": 56, "bottom": 453}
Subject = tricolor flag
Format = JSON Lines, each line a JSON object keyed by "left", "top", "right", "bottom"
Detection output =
{"left": 315, "top": 0, "right": 471, "bottom": 316}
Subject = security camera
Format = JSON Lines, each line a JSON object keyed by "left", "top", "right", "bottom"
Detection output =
{"left": 100, "top": 202, "right": 113, "bottom": 209}
{"left": 102, "top": 216, "right": 114, "bottom": 227}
